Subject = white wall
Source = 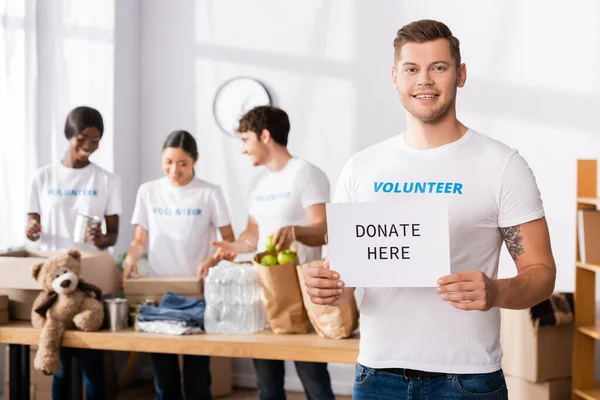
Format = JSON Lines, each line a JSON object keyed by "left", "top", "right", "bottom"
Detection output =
{"left": 113, "top": 0, "right": 142, "bottom": 255}
{"left": 137, "top": 0, "right": 600, "bottom": 394}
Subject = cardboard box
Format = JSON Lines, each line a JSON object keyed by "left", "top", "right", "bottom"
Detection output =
{"left": 4, "top": 346, "right": 53, "bottom": 400}
{"left": 178, "top": 355, "right": 232, "bottom": 397}
{"left": 500, "top": 309, "right": 573, "bottom": 382}
{"left": 124, "top": 276, "right": 203, "bottom": 304}
{"left": 0, "top": 294, "right": 8, "bottom": 324}
{"left": 0, "top": 289, "right": 40, "bottom": 320}
{"left": 505, "top": 375, "right": 571, "bottom": 400}
{"left": 0, "top": 294, "right": 8, "bottom": 310}
{"left": 0, "top": 250, "right": 122, "bottom": 294}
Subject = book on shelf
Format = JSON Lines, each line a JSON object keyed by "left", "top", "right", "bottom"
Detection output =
{"left": 578, "top": 209, "right": 600, "bottom": 264}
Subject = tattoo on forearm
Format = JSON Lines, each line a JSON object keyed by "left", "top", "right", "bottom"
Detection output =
{"left": 501, "top": 225, "right": 525, "bottom": 260}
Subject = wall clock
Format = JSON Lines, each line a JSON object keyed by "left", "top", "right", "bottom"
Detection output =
{"left": 212, "top": 77, "right": 272, "bottom": 138}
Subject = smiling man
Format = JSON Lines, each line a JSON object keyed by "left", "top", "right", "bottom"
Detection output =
{"left": 212, "top": 106, "right": 335, "bottom": 400}
{"left": 305, "top": 20, "right": 556, "bottom": 399}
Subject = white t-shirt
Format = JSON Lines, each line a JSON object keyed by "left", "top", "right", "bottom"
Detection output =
{"left": 28, "top": 162, "right": 122, "bottom": 252}
{"left": 131, "top": 177, "right": 231, "bottom": 277}
{"left": 334, "top": 129, "right": 544, "bottom": 374}
{"left": 250, "top": 158, "right": 330, "bottom": 264}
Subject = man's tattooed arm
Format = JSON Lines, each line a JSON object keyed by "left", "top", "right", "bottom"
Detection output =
{"left": 501, "top": 225, "right": 525, "bottom": 260}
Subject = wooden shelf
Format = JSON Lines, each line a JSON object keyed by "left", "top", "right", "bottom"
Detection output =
{"left": 577, "top": 261, "right": 600, "bottom": 273}
{"left": 574, "top": 384, "right": 600, "bottom": 400}
{"left": 579, "top": 323, "right": 600, "bottom": 340}
{"left": 575, "top": 160, "right": 599, "bottom": 400}
{"left": 578, "top": 197, "right": 600, "bottom": 206}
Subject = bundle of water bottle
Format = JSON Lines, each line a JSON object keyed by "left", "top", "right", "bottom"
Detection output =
{"left": 204, "top": 260, "right": 268, "bottom": 334}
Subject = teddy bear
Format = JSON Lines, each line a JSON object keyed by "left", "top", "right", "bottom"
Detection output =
{"left": 30, "top": 249, "right": 105, "bottom": 375}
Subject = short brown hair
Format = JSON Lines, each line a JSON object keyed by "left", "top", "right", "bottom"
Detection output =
{"left": 237, "top": 106, "right": 290, "bottom": 147}
{"left": 393, "top": 20, "right": 461, "bottom": 68}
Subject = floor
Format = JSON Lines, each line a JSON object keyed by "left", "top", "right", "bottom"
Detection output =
{"left": 116, "top": 385, "right": 352, "bottom": 400}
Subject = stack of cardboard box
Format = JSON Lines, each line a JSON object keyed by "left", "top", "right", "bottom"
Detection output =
{"left": 500, "top": 309, "right": 573, "bottom": 399}
{"left": 0, "top": 295, "right": 8, "bottom": 324}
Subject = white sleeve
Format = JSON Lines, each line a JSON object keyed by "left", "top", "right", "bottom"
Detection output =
{"left": 105, "top": 175, "right": 123, "bottom": 216}
{"left": 332, "top": 158, "right": 355, "bottom": 203}
{"left": 131, "top": 186, "right": 149, "bottom": 230}
{"left": 498, "top": 153, "right": 545, "bottom": 228}
{"left": 210, "top": 186, "right": 231, "bottom": 228}
{"left": 299, "top": 165, "right": 330, "bottom": 209}
{"left": 27, "top": 174, "right": 41, "bottom": 214}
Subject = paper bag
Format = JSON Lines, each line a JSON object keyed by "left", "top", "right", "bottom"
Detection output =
{"left": 297, "top": 259, "right": 359, "bottom": 339}
{"left": 252, "top": 251, "right": 309, "bottom": 334}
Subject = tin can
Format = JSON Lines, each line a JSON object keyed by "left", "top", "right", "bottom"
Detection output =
{"left": 73, "top": 214, "right": 101, "bottom": 244}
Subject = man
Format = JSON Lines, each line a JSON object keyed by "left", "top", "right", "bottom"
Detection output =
{"left": 305, "top": 20, "right": 556, "bottom": 399}
{"left": 212, "top": 105, "right": 335, "bottom": 400}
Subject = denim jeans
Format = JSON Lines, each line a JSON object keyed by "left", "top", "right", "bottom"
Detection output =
{"left": 151, "top": 353, "right": 211, "bottom": 400}
{"left": 252, "top": 359, "right": 334, "bottom": 400}
{"left": 353, "top": 363, "right": 508, "bottom": 400}
{"left": 52, "top": 348, "right": 106, "bottom": 400}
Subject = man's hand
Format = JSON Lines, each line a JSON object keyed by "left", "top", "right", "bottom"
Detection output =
{"left": 273, "top": 226, "right": 295, "bottom": 251}
{"left": 437, "top": 271, "right": 499, "bottom": 311}
{"left": 211, "top": 241, "right": 240, "bottom": 261}
{"left": 122, "top": 256, "right": 139, "bottom": 281}
{"left": 198, "top": 259, "right": 217, "bottom": 278}
{"left": 86, "top": 220, "right": 103, "bottom": 248}
{"left": 305, "top": 259, "right": 345, "bottom": 305}
{"left": 26, "top": 219, "right": 42, "bottom": 241}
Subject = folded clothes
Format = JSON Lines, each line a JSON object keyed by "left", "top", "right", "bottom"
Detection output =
{"left": 135, "top": 320, "right": 203, "bottom": 335}
{"left": 138, "top": 291, "right": 205, "bottom": 329}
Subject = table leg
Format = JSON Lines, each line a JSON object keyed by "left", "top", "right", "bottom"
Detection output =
{"left": 71, "top": 351, "right": 83, "bottom": 400}
{"left": 9, "top": 344, "right": 30, "bottom": 400}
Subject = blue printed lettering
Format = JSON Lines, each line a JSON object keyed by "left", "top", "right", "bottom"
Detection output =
{"left": 372, "top": 181, "right": 463, "bottom": 196}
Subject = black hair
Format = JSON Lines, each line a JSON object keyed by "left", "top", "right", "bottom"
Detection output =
{"left": 237, "top": 106, "right": 290, "bottom": 147}
{"left": 162, "top": 130, "right": 199, "bottom": 161}
{"left": 64, "top": 106, "right": 104, "bottom": 139}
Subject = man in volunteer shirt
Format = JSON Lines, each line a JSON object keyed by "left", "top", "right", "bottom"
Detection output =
{"left": 305, "top": 20, "right": 556, "bottom": 400}
{"left": 212, "top": 106, "right": 334, "bottom": 400}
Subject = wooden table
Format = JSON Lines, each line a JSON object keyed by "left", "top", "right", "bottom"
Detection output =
{"left": 0, "top": 322, "right": 360, "bottom": 400}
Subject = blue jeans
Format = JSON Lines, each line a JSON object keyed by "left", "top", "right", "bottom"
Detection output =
{"left": 151, "top": 353, "right": 211, "bottom": 400}
{"left": 252, "top": 359, "right": 334, "bottom": 400}
{"left": 353, "top": 363, "right": 508, "bottom": 400}
{"left": 52, "top": 348, "right": 105, "bottom": 400}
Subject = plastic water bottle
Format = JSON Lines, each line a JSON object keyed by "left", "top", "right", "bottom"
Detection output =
{"left": 204, "top": 261, "right": 268, "bottom": 334}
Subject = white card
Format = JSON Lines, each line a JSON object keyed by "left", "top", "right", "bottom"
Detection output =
{"left": 326, "top": 199, "right": 450, "bottom": 287}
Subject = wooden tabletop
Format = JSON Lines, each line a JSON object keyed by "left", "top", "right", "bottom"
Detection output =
{"left": 0, "top": 322, "right": 360, "bottom": 364}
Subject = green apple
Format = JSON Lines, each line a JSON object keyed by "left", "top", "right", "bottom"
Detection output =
{"left": 277, "top": 249, "right": 296, "bottom": 265}
{"left": 266, "top": 234, "right": 276, "bottom": 252}
{"left": 260, "top": 254, "right": 278, "bottom": 267}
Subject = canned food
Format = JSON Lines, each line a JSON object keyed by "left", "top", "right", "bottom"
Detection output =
{"left": 73, "top": 214, "right": 101, "bottom": 244}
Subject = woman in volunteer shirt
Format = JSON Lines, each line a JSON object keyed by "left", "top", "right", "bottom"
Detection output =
{"left": 123, "top": 130, "right": 234, "bottom": 400}
{"left": 25, "top": 106, "right": 122, "bottom": 400}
